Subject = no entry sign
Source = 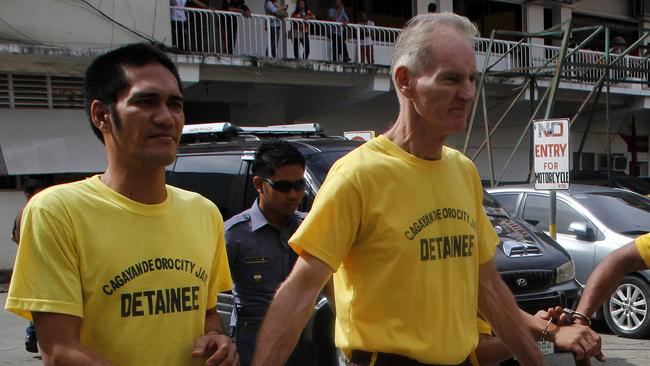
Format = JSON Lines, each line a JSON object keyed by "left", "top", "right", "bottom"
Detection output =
{"left": 533, "top": 119, "right": 570, "bottom": 190}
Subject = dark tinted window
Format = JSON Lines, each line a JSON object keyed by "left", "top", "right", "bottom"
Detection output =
{"left": 169, "top": 154, "right": 244, "bottom": 219}
{"left": 305, "top": 150, "right": 354, "bottom": 184}
{"left": 522, "top": 195, "right": 549, "bottom": 228}
{"left": 522, "top": 194, "right": 595, "bottom": 236}
{"left": 483, "top": 191, "right": 509, "bottom": 217}
{"left": 491, "top": 193, "right": 520, "bottom": 215}
{"left": 574, "top": 192, "right": 650, "bottom": 235}
{"left": 556, "top": 200, "right": 589, "bottom": 235}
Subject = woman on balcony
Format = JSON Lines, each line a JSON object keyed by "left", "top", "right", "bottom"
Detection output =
{"left": 357, "top": 10, "right": 375, "bottom": 64}
{"left": 291, "top": 0, "right": 315, "bottom": 60}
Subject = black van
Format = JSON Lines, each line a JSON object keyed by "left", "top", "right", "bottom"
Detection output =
{"left": 167, "top": 122, "right": 581, "bottom": 360}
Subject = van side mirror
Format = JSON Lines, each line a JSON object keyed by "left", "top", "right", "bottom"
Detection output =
{"left": 568, "top": 222, "right": 596, "bottom": 242}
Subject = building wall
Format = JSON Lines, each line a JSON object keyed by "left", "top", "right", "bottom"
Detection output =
{"left": 0, "top": 0, "right": 170, "bottom": 48}
{"left": 573, "top": 0, "right": 632, "bottom": 19}
{"left": 0, "top": 191, "right": 25, "bottom": 270}
{"left": 0, "top": 110, "right": 106, "bottom": 175}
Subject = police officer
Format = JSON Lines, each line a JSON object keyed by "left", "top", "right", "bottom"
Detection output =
{"left": 225, "top": 140, "right": 315, "bottom": 366}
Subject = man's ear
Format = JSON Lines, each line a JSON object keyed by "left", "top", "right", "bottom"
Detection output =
{"left": 90, "top": 100, "right": 111, "bottom": 133}
{"left": 253, "top": 176, "right": 264, "bottom": 193}
{"left": 394, "top": 65, "right": 414, "bottom": 99}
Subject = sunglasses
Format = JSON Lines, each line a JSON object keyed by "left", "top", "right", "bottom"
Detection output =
{"left": 260, "top": 177, "right": 306, "bottom": 192}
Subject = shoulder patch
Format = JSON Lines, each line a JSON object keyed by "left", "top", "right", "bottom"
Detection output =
{"left": 224, "top": 212, "right": 251, "bottom": 231}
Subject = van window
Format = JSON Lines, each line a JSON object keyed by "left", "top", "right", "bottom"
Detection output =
{"left": 522, "top": 194, "right": 595, "bottom": 236}
{"left": 170, "top": 154, "right": 245, "bottom": 219}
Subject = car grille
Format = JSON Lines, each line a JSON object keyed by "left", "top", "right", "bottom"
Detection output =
{"left": 500, "top": 270, "right": 554, "bottom": 293}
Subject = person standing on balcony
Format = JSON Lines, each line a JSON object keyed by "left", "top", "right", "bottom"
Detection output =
{"left": 327, "top": 0, "right": 350, "bottom": 62}
{"left": 357, "top": 10, "right": 375, "bottom": 64}
{"left": 291, "top": 0, "right": 315, "bottom": 59}
{"left": 5, "top": 43, "right": 237, "bottom": 366}
{"left": 221, "top": 0, "right": 251, "bottom": 54}
{"left": 170, "top": 0, "right": 189, "bottom": 50}
{"left": 265, "top": 0, "right": 288, "bottom": 58}
{"left": 251, "top": 13, "right": 551, "bottom": 366}
{"left": 224, "top": 140, "right": 317, "bottom": 366}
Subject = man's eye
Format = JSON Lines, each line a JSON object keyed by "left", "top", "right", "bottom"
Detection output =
{"left": 136, "top": 98, "right": 154, "bottom": 105}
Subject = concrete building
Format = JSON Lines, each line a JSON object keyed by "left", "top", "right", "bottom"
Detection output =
{"left": 1, "top": 0, "right": 649, "bottom": 270}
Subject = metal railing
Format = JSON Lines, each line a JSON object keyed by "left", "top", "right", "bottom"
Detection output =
{"left": 171, "top": 7, "right": 399, "bottom": 65}
{"left": 171, "top": 8, "right": 650, "bottom": 86}
{"left": 474, "top": 38, "right": 650, "bottom": 85}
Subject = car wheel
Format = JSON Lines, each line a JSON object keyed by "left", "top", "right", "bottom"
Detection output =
{"left": 603, "top": 275, "right": 650, "bottom": 339}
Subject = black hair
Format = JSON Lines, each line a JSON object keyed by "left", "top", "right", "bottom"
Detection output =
{"left": 23, "top": 178, "right": 46, "bottom": 196}
{"left": 252, "top": 140, "right": 305, "bottom": 178}
{"left": 428, "top": 2, "right": 437, "bottom": 12}
{"left": 83, "top": 42, "right": 182, "bottom": 144}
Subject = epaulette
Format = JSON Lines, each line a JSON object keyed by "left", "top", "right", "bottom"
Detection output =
{"left": 224, "top": 212, "right": 252, "bottom": 231}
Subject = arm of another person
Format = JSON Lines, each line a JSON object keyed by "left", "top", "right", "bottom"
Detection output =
{"left": 33, "top": 312, "right": 114, "bottom": 366}
{"left": 12, "top": 207, "right": 24, "bottom": 244}
{"left": 478, "top": 259, "right": 544, "bottom": 366}
{"left": 576, "top": 241, "right": 647, "bottom": 322}
{"left": 474, "top": 308, "right": 603, "bottom": 366}
{"left": 525, "top": 309, "right": 602, "bottom": 361}
{"left": 251, "top": 251, "right": 333, "bottom": 366}
{"left": 192, "top": 307, "right": 239, "bottom": 366}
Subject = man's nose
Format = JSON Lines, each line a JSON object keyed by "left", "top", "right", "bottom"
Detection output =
{"left": 458, "top": 80, "right": 476, "bottom": 102}
{"left": 153, "top": 103, "right": 176, "bottom": 126}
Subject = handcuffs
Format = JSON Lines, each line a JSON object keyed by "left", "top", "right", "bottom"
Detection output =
{"left": 540, "top": 308, "right": 591, "bottom": 342}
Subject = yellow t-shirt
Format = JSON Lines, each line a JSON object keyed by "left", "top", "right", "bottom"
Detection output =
{"left": 635, "top": 233, "right": 650, "bottom": 267}
{"left": 6, "top": 175, "right": 232, "bottom": 365}
{"left": 470, "top": 318, "right": 494, "bottom": 366}
{"left": 290, "top": 135, "right": 498, "bottom": 364}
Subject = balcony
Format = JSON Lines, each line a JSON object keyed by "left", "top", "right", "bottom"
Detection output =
{"left": 173, "top": 7, "right": 650, "bottom": 92}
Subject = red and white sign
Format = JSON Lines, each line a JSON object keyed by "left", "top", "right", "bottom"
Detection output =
{"left": 533, "top": 119, "right": 570, "bottom": 190}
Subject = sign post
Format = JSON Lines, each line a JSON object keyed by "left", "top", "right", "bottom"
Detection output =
{"left": 533, "top": 118, "right": 570, "bottom": 240}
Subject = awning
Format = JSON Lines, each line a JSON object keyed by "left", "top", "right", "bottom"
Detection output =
{"left": 0, "top": 109, "right": 106, "bottom": 175}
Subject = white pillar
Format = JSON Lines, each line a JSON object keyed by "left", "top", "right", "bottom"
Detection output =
{"left": 414, "top": 0, "right": 452, "bottom": 15}
{"left": 438, "top": 0, "right": 452, "bottom": 12}
{"left": 524, "top": 4, "right": 544, "bottom": 45}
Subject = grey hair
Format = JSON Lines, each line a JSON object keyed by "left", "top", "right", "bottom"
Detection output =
{"left": 391, "top": 12, "right": 478, "bottom": 78}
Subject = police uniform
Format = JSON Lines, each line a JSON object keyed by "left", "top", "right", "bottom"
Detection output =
{"left": 225, "top": 200, "right": 313, "bottom": 366}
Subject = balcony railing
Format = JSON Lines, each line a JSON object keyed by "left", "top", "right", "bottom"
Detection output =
{"left": 171, "top": 7, "right": 399, "bottom": 65}
{"left": 171, "top": 7, "right": 650, "bottom": 87}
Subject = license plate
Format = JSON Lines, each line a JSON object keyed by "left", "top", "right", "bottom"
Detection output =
{"left": 538, "top": 340, "right": 554, "bottom": 355}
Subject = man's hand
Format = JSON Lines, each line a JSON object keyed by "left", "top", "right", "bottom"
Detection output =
{"left": 535, "top": 307, "right": 605, "bottom": 364}
{"left": 191, "top": 331, "right": 239, "bottom": 366}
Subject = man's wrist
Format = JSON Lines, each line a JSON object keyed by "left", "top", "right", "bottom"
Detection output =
{"left": 564, "top": 308, "right": 592, "bottom": 326}
{"left": 544, "top": 321, "right": 560, "bottom": 342}
{"left": 204, "top": 330, "right": 223, "bottom": 336}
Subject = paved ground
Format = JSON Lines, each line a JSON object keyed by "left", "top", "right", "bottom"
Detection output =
{"left": 1, "top": 290, "right": 649, "bottom": 365}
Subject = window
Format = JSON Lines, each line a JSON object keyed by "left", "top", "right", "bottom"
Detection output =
{"left": 522, "top": 194, "right": 549, "bottom": 228}
{"left": 491, "top": 193, "right": 520, "bottom": 216}
{"left": 522, "top": 194, "right": 595, "bottom": 236}
{"left": 371, "top": 0, "right": 411, "bottom": 18}
{"left": 556, "top": 200, "right": 589, "bottom": 235}
{"left": 169, "top": 154, "right": 245, "bottom": 219}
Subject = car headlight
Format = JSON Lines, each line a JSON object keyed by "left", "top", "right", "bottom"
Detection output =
{"left": 555, "top": 260, "right": 576, "bottom": 284}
